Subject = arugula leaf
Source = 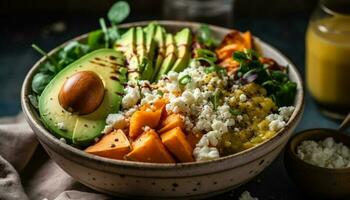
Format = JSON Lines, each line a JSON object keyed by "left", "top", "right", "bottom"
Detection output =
{"left": 232, "top": 49, "right": 297, "bottom": 107}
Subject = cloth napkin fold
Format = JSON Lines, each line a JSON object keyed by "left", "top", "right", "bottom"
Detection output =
{"left": 0, "top": 114, "right": 112, "bottom": 200}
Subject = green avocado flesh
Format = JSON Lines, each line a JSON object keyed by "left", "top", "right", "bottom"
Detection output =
{"left": 171, "top": 28, "right": 192, "bottom": 72}
{"left": 39, "top": 49, "right": 126, "bottom": 146}
{"left": 114, "top": 23, "right": 192, "bottom": 82}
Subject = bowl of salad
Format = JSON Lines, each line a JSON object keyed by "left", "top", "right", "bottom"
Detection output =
{"left": 21, "top": 2, "right": 304, "bottom": 198}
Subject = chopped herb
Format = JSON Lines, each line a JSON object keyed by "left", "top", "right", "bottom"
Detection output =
{"left": 204, "top": 65, "right": 227, "bottom": 77}
{"left": 195, "top": 48, "right": 217, "bottom": 62}
{"left": 157, "top": 90, "right": 164, "bottom": 96}
{"left": 232, "top": 49, "right": 297, "bottom": 107}
{"left": 229, "top": 108, "right": 241, "bottom": 116}
{"left": 210, "top": 90, "right": 223, "bottom": 110}
{"left": 179, "top": 75, "right": 192, "bottom": 85}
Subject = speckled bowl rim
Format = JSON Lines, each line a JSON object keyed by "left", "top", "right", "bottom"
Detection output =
{"left": 287, "top": 128, "right": 350, "bottom": 173}
{"left": 21, "top": 20, "right": 304, "bottom": 170}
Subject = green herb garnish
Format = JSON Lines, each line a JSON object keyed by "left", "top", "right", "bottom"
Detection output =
{"left": 107, "top": 1, "right": 130, "bottom": 25}
{"left": 195, "top": 48, "right": 217, "bottom": 62}
{"left": 157, "top": 90, "right": 164, "bottom": 96}
{"left": 210, "top": 90, "right": 223, "bottom": 110}
{"left": 179, "top": 75, "right": 192, "bottom": 85}
{"left": 229, "top": 108, "right": 241, "bottom": 116}
{"left": 196, "top": 24, "right": 219, "bottom": 49}
{"left": 232, "top": 49, "right": 297, "bottom": 107}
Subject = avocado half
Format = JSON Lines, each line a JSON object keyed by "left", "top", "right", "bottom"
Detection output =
{"left": 39, "top": 49, "right": 126, "bottom": 146}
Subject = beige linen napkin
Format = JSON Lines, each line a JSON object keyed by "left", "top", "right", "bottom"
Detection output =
{"left": 0, "top": 114, "right": 112, "bottom": 200}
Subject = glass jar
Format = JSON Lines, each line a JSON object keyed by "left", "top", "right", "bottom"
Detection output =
{"left": 306, "top": 0, "right": 350, "bottom": 119}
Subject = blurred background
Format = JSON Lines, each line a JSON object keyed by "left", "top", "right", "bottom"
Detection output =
{"left": 1, "top": 0, "right": 319, "bottom": 117}
{"left": 2, "top": 0, "right": 346, "bottom": 199}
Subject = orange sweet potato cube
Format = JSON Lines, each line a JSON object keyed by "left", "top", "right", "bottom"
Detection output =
{"left": 125, "top": 129, "right": 175, "bottom": 163}
{"left": 161, "top": 127, "right": 194, "bottom": 163}
{"left": 85, "top": 129, "right": 130, "bottom": 160}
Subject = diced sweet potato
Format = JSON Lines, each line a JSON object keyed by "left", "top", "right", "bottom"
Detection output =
{"left": 140, "top": 98, "right": 169, "bottom": 119}
{"left": 186, "top": 132, "right": 204, "bottom": 149}
{"left": 158, "top": 114, "right": 184, "bottom": 134}
{"left": 161, "top": 127, "right": 194, "bottom": 163}
{"left": 125, "top": 129, "right": 175, "bottom": 163}
{"left": 129, "top": 110, "right": 162, "bottom": 140}
{"left": 85, "top": 129, "right": 130, "bottom": 160}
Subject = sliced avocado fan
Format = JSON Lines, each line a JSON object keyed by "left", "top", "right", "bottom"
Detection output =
{"left": 39, "top": 49, "right": 127, "bottom": 146}
{"left": 155, "top": 33, "right": 177, "bottom": 80}
{"left": 151, "top": 25, "right": 166, "bottom": 81}
{"left": 136, "top": 27, "right": 154, "bottom": 81}
{"left": 171, "top": 28, "right": 192, "bottom": 72}
{"left": 114, "top": 27, "right": 140, "bottom": 81}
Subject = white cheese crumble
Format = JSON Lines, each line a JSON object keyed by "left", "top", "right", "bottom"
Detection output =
{"left": 122, "top": 83, "right": 141, "bottom": 109}
{"left": 56, "top": 122, "right": 66, "bottom": 131}
{"left": 297, "top": 137, "right": 350, "bottom": 168}
{"left": 239, "top": 94, "right": 247, "bottom": 102}
{"left": 102, "top": 113, "right": 126, "bottom": 134}
{"left": 238, "top": 191, "right": 258, "bottom": 200}
{"left": 266, "top": 106, "right": 294, "bottom": 131}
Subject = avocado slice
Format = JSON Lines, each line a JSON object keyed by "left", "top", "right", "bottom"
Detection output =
{"left": 152, "top": 26, "right": 166, "bottom": 81}
{"left": 136, "top": 27, "right": 154, "bottom": 81}
{"left": 144, "top": 22, "right": 157, "bottom": 63}
{"left": 114, "top": 27, "right": 140, "bottom": 81}
{"left": 155, "top": 33, "right": 177, "bottom": 80}
{"left": 171, "top": 28, "right": 192, "bottom": 72}
{"left": 39, "top": 49, "right": 126, "bottom": 146}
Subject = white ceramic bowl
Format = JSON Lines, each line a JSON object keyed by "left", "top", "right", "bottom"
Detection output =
{"left": 21, "top": 21, "right": 304, "bottom": 199}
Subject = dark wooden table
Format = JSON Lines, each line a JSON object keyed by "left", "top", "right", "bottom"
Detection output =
{"left": 1, "top": 14, "right": 340, "bottom": 199}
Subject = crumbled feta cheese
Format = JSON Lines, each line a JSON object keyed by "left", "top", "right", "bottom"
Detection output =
{"left": 193, "top": 146, "right": 220, "bottom": 161}
{"left": 122, "top": 84, "right": 141, "bottom": 109}
{"left": 239, "top": 191, "right": 258, "bottom": 200}
{"left": 239, "top": 94, "right": 247, "bottom": 102}
{"left": 211, "top": 120, "right": 228, "bottom": 134}
{"left": 59, "top": 138, "right": 66, "bottom": 143}
{"left": 124, "top": 107, "right": 137, "bottom": 117}
{"left": 278, "top": 106, "right": 295, "bottom": 121}
{"left": 297, "top": 137, "right": 350, "bottom": 168}
{"left": 268, "top": 119, "right": 286, "bottom": 131}
{"left": 56, "top": 122, "right": 66, "bottom": 131}
{"left": 265, "top": 106, "right": 294, "bottom": 132}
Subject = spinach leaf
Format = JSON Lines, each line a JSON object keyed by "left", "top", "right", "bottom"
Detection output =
{"left": 87, "top": 30, "right": 105, "bottom": 50}
{"left": 196, "top": 24, "right": 219, "bottom": 49}
{"left": 232, "top": 49, "right": 297, "bottom": 107}
{"left": 32, "top": 73, "right": 54, "bottom": 94}
{"left": 98, "top": 1, "right": 130, "bottom": 48}
{"left": 107, "top": 1, "right": 130, "bottom": 25}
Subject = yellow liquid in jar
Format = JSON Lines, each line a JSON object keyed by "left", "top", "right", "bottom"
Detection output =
{"left": 306, "top": 16, "right": 350, "bottom": 110}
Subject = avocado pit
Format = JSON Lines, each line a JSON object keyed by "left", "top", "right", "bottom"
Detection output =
{"left": 58, "top": 71, "right": 105, "bottom": 115}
